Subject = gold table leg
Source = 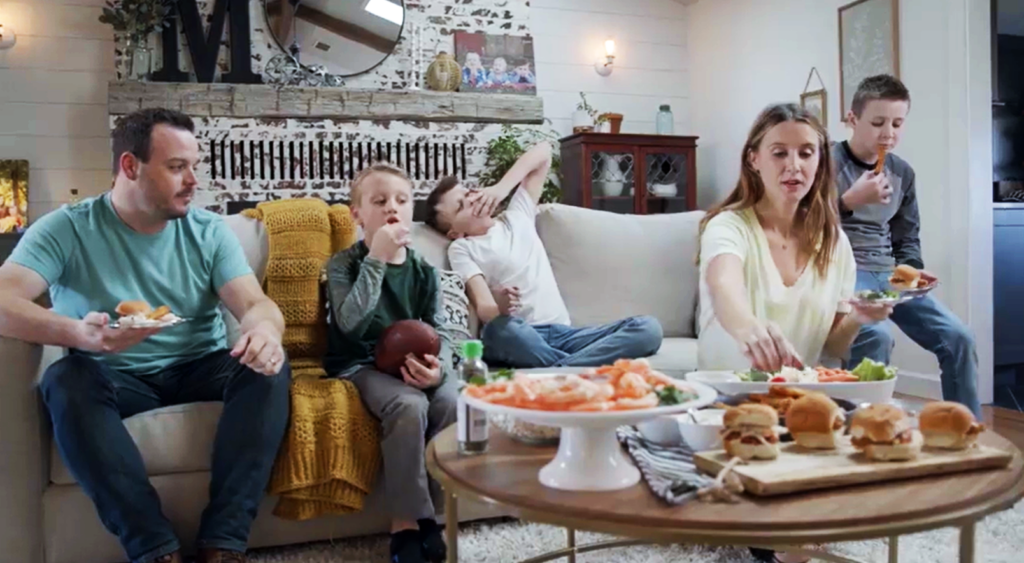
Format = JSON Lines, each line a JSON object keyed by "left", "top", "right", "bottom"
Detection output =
{"left": 445, "top": 490, "right": 458, "bottom": 563}
{"left": 566, "top": 527, "right": 576, "bottom": 563}
{"left": 960, "top": 522, "right": 976, "bottom": 563}
{"left": 888, "top": 536, "right": 899, "bottom": 563}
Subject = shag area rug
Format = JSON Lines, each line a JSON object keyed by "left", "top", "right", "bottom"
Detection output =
{"left": 250, "top": 499, "right": 1024, "bottom": 562}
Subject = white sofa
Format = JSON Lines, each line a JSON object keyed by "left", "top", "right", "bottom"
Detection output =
{"left": 0, "top": 203, "right": 704, "bottom": 563}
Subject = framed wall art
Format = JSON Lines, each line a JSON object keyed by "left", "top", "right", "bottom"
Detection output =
{"left": 838, "top": 0, "right": 900, "bottom": 121}
{"left": 800, "top": 67, "right": 828, "bottom": 126}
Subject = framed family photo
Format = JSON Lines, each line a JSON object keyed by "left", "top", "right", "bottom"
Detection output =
{"left": 453, "top": 31, "right": 537, "bottom": 95}
{"left": 838, "top": 0, "right": 900, "bottom": 120}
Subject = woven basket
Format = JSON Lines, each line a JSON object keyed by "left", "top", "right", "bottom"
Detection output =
{"left": 426, "top": 52, "right": 461, "bottom": 92}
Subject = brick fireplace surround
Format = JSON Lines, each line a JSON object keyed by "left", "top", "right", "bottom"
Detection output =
{"left": 108, "top": 81, "right": 545, "bottom": 217}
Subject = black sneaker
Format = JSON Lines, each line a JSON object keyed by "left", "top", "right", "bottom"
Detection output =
{"left": 390, "top": 530, "right": 426, "bottom": 563}
{"left": 418, "top": 518, "right": 447, "bottom": 563}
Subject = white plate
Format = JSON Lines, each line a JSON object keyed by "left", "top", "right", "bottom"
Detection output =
{"left": 684, "top": 370, "right": 897, "bottom": 405}
{"left": 850, "top": 281, "right": 939, "bottom": 307}
{"left": 462, "top": 377, "right": 718, "bottom": 491}
{"left": 110, "top": 316, "right": 188, "bottom": 329}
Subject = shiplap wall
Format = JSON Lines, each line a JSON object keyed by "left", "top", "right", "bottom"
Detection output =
{"left": 532, "top": 0, "right": 691, "bottom": 137}
{"left": 0, "top": 0, "right": 692, "bottom": 221}
{"left": 0, "top": 0, "right": 114, "bottom": 220}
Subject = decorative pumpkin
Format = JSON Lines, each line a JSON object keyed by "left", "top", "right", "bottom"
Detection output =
{"left": 426, "top": 52, "right": 462, "bottom": 92}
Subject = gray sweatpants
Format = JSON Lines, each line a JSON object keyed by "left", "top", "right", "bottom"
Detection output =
{"left": 349, "top": 367, "right": 458, "bottom": 522}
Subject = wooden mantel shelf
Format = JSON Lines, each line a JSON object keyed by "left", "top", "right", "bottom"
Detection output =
{"left": 107, "top": 81, "right": 545, "bottom": 124}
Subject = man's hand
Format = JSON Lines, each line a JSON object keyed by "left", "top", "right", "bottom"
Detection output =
{"left": 842, "top": 170, "right": 892, "bottom": 209}
{"left": 75, "top": 312, "right": 162, "bottom": 354}
{"left": 401, "top": 354, "right": 441, "bottom": 389}
{"left": 494, "top": 286, "right": 521, "bottom": 316}
{"left": 367, "top": 223, "right": 411, "bottom": 263}
{"left": 467, "top": 189, "right": 502, "bottom": 218}
{"left": 230, "top": 321, "right": 285, "bottom": 376}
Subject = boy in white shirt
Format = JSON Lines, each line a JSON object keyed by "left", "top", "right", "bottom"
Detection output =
{"left": 424, "top": 142, "right": 663, "bottom": 368}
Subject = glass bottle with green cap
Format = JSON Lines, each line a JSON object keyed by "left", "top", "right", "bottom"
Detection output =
{"left": 458, "top": 339, "right": 489, "bottom": 455}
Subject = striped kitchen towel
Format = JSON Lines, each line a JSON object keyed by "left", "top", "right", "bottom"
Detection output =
{"left": 616, "top": 425, "right": 717, "bottom": 505}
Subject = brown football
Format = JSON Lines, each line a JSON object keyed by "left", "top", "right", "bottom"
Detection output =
{"left": 374, "top": 319, "right": 441, "bottom": 377}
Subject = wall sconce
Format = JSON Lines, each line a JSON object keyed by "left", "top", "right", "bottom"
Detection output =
{"left": 0, "top": 23, "right": 16, "bottom": 50}
{"left": 594, "top": 38, "right": 615, "bottom": 77}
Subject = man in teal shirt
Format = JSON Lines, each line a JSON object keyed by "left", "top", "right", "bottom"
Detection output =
{"left": 0, "top": 108, "right": 289, "bottom": 563}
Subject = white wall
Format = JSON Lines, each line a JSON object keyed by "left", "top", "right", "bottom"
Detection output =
{"left": 0, "top": 0, "right": 115, "bottom": 222}
{"left": 689, "top": 0, "right": 993, "bottom": 403}
{"left": 530, "top": 0, "right": 691, "bottom": 137}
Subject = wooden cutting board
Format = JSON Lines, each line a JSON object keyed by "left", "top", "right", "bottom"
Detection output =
{"left": 693, "top": 436, "right": 1013, "bottom": 496}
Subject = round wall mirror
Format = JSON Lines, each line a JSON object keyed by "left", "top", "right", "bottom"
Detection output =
{"left": 265, "top": 0, "right": 405, "bottom": 78}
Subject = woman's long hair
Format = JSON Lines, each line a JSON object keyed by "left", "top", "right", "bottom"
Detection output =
{"left": 698, "top": 103, "right": 840, "bottom": 277}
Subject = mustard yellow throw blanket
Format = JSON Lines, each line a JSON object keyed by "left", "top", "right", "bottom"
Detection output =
{"left": 242, "top": 199, "right": 382, "bottom": 521}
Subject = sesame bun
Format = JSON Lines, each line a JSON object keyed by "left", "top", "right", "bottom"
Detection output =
{"left": 889, "top": 264, "right": 921, "bottom": 291}
{"left": 919, "top": 401, "right": 985, "bottom": 450}
{"left": 849, "top": 404, "right": 909, "bottom": 444}
{"left": 115, "top": 300, "right": 152, "bottom": 316}
{"left": 786, "top": 393, "right": 845, "bottom": 450}
{"left": 723, "top": 403, "right": 779, "bottom": 429}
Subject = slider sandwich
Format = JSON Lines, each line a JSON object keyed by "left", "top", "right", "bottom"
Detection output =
{"left": 919, "top": 401, "right": 985, "bottom": 450}
{"left": 850, "top": 404, "right": 922, "bottom": 461}
{"left": 721, "top": 404, "right": 780, "bottom": 460}
{"left": 785, "top": 393, "right": 846, "bottom": 449}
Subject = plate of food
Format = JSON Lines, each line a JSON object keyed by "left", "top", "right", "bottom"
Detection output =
{"left": 108, "top": 300, "right": 187, "bottom": 329}
{"left": 462, "top": 358, "right": 717, "bottom": 491}
{"left": 851, "top": 265, "right": 938, "bottom": 306}
{"left": 685, "top": 359, "right": 898, "bottom": 405}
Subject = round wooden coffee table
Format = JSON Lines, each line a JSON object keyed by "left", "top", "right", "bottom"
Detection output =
{"left": 427, "top": 426, "right": 1024, "bottom": 563}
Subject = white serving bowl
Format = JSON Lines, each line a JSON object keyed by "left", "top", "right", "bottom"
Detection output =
{"left": 684, "top": 370, "right": 897, "bottom": 406}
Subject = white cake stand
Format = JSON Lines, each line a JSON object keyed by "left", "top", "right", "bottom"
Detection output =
{"left": 462, "top": 379, "right": 717, "bottom": 492}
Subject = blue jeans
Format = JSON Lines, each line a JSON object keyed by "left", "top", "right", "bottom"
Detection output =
{"left": 39, "top": 349, "right": 291, "bottom": 563}
{"left": 480, "top": 315, "right": 664, "bottom": 368}
{"left": 848, "top": 270, "right": 981, "bottom": 416}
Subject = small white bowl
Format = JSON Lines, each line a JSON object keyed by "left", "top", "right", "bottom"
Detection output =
{"left": 678, "top": 409, "right": 726, "bottom": 452}
{"left": 637, "top": 409, "right": 726, "bottom": 451}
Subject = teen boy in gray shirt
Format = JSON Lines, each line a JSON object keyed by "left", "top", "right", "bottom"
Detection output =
{"left": 833, "top": 74, "right": 980, "bottom": 416}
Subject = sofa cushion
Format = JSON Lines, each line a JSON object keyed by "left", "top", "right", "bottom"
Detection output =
{"left": 50, "top": 402, "right": 222, "bottom": 485}
{"left": 535, "top": 205, "right": 704, "bottom": 338}
{"left": 645, "top": 337, "right": 699, "bottom": 377}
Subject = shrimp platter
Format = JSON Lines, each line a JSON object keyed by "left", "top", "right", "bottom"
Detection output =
{"left": 458, "top": 359, "right": 718, "bottom": 492}
{"left": 464, "top": 358, "right": 698, "bottom": 412}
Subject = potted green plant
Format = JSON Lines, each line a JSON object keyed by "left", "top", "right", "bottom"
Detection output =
{"left": 99, "top": 0, "right": 176, "bottom": 80}
{"left": 572, "top": 92, "right": 597, "bottom": 134}
{"left": 479, "top": 124, "right": 563, "bottom": 204}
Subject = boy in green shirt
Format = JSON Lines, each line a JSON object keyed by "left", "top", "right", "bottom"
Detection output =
{"left": 325, "top": 163, "right": 457, "bottom": 563}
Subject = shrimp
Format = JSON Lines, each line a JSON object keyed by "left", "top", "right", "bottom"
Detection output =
{"left": 616, "top": 371, "right": 653, "bottom": 399}
{"left": 613, "top": 393, "right": 659, "bottom": 410}
{"left": 641, "top": 369, "right": 678, "bottom": 391}
{"left": 571, "top": 400, "right": 615, "bottom": 412}
{"left": 464, "top": 381, "right": 509, "bottom": 399}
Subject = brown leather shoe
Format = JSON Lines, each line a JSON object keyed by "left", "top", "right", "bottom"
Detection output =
{"left": 153, "top": 552, "right": 183, "bottom": 563}
{"left": 196, "top": 548, "right": 247, "bottom": 563}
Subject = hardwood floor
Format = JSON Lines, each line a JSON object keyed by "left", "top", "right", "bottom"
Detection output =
{"left": 985, "top": 406, "right": 1024, "bottom": 450}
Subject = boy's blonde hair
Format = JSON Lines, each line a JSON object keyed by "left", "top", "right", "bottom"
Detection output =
{"left": 349, "top": 162, "right": 412, "bottom": 206}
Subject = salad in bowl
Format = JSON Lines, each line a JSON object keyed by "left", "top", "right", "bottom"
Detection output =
{"left": 686, "top": 359, "right": 898, "bottom": 405}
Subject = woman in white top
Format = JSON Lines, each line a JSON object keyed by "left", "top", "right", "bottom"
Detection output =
{"left": 698, "top": 103, "right": 892, "bottom": 373}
